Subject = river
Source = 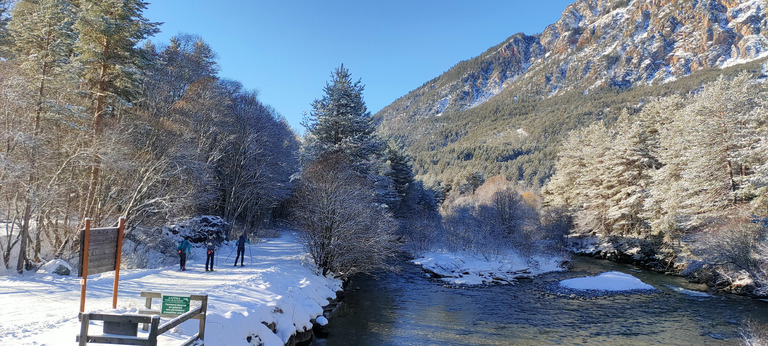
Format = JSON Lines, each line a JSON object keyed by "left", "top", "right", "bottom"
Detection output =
{"left": 311, "top": 256, "right": 768, "bottom": 345}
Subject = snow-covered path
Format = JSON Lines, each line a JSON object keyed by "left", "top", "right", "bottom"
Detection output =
{"left": 0, "top": 232, "right": 341, "bottom": 345}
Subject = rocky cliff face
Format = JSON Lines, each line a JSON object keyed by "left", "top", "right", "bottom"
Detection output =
{"left": 377, "top": 0, "right": 768, "bottom": 121}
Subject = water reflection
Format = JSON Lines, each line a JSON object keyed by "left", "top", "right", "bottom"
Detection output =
{"left": 313, "top": 256, "right": 768, "bottom": 345}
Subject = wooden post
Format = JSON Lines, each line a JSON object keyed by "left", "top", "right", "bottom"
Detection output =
{"left": 198, "top": 295, "right": 207, "bottom": 340}
{"left": 143, "top": 293, "right": 152, "bottom": 331}
{"left": 112, "top": 217, "right": 125, "bottom": 309}
{"left": 78, "top": 312, "right": 90, "bottom": 346}
{"left": 147, "top": 315, "right": 160, "bottom": 346}
{"left": 79, "top": 219, "right": 92, "bottom": 313}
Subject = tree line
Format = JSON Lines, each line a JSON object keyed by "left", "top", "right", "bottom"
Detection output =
{"left": 0, "top": 0, "right": 298, "bottom": 273}
{"left": 544, "top": 74, "right": 768, "bottom": 294}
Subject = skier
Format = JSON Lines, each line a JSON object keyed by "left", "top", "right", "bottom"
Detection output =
{"left": 205, "top": 235, "right": 217, "bottom": 272}
{"left": 234, "top": 233, "right": 250, "bottom": 267}
{"left": 177, "top": 237, "right": 191, "bottom": 271}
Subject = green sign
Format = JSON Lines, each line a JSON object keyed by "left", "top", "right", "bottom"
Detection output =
{"left": 161, "top": 295, "right": 190, "bottom": 315}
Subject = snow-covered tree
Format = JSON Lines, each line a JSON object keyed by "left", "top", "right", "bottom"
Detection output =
{"left": 601, "top": 111, "right": 660, "bottom": 235}
{"left": 646, "top": 75, "right": 765, "bottom": 239}
{"left": 544, "top": 121, "right": 613, "bottom": 235}
{"left": 6, "top": 0, "right": 78, "bottom": 272}
{"left": 302, "top": 64, "right": 382, "bottom": 169}
{"left": 291, "top": 152, "right": 397, "bottom": 278}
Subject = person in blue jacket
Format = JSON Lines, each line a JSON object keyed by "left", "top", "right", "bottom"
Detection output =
{"left": 234, "top": 233, "right": 250, "bottom": 267}
{"left": 177, "top": 237, "right": 191, "bottom": 271}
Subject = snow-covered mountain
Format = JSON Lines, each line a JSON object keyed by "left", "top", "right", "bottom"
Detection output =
{"left": 377, "top": 0, "right": 768, "bottom": 121}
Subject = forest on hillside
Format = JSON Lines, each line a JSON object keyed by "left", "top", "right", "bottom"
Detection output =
{"left": 545, "top": 74, "right": 768, "bottom": 296}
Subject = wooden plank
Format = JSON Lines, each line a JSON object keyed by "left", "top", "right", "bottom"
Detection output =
{"left": 87, "top": 245, "right": 118, "bottom": 257}
{"left": 89, "top": 226, "right": 120, "bottom": 233}
{"left": 141, "top": 292, "right": 205, "bottom": 301}
{"left": 180, "top": 333, "right": 201, "bottom": 346}
{"left": 76, "top": 335, "right": 150, "bottom": 346}
{"left": 88, "top": 237, "right": 117, "bottom": 249}
{"left": 138, "top": 310, "right": 203, "bottom": 319}
{"left": 85, "top": 313, "right": 155, "bottom": 324}
{"left": 140, "top": 292, "right": 162, "bottom": 299}
{"left": 87, "top": 251, "right": 117, "bottom": 264}
{"left": 157, "top": 306, "right": 203, "bottom": 335}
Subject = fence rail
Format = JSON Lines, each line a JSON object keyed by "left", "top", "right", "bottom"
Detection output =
{"left": 76, "top": 292, "right": 207, "bottom": 346}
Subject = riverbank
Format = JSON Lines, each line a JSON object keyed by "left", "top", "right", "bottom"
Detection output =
{"left": 0, "top": 231, "right": 341, "bottom": 345}
{"left": 567, "top": 234, "right": 768, "bottom": 298}
{"left": 412, "top": 250, "right": 569, "bottom": 285}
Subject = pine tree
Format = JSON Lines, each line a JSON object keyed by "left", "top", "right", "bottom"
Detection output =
{"left": 303, "top": 65, "right": 381, "bottom": 167}
{"left": 8, "top": 0, "right": 78, "bottom": 273}
{"left": 0, "top": 0, "right": 10, "bottom": 57}
{"left": 73, "top": 0, "right": 159, "bottom": 221}
{"left": 544, "top": 121, "right": 612, "bottom": 235}
{"left": 601, "top": 111, "right": 658, "bottom": 235}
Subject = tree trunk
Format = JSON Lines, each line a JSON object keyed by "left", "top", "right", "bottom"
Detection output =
{"left": 16, "top": 200, "right": 31, "bottom": 273}
{"left": 84, "top": 43, "right": 110, "bottom": 221}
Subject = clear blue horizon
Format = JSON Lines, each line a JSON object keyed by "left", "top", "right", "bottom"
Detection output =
{"left": 143, "top": 1, "right": 575, "bottom": 134}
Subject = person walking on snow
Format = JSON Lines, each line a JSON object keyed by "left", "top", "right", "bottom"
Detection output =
{"left": 177, "top": 237, "right": 191, "bottom": 271}
{"left": 205, "top": 235, "right": 217, "bottom": 272}
{"left": 234, "top": 233, "right": 250, "bottom": 267}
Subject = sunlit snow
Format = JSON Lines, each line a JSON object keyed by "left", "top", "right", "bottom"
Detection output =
{"left": 559, "top": 271, "right": 655, "bottom": 291}
{"left": 0, "top": 232, "right": 341, "bottom": 346}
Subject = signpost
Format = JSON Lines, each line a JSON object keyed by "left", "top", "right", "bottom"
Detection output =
{"left": 79, "top": 217, "right": 126, "bottom": 312}
{"left": 161, "top": 295, "right": 191, "bottom": 315}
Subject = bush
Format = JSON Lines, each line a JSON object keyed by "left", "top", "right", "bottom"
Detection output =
{"left": 440, "top": 175, "right": 568, "bottom": 258}
{"left": 290, "top": 152, "right": 398, "bottom": 278}
{"left": 690, "top": 213, "right": 768, "bottom": 296}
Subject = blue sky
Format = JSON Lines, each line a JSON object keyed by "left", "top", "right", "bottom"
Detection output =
{"left": 143, "top": 1, "right": 575, "bottom": 133}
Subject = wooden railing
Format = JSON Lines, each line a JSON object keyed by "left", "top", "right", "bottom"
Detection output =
{"left": 76, "top": 292, "right": 207, "bottom": 346}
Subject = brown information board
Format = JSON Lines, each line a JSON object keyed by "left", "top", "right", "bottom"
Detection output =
{"left": 78, "top": 217, "right": 126, "bottom": 312}
{"left": 79, "top": 226, "right": 120, "bottom": 276}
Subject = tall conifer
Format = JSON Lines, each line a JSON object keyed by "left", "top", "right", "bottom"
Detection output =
{"left": 303, "top": 65, "right": 380, "bottom": 166}
{"left": 73, "top": 0, "right": 159, "bottom": 220}
{"left": 8, "top": 0, "right": 77, "bottom": 272}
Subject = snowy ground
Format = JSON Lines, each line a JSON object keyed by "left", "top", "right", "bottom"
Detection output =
{"left": 0, "top": 232, "right": 341, "bottom": 346}
{"left": 412, "top": 251, "right": 567, "bottom": 285}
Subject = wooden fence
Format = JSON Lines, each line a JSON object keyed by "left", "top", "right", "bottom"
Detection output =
{"left": 76, "top": 292, "right": 207, "bottom": 346}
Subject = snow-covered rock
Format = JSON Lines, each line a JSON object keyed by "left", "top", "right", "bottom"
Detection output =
{"left": 36, "top": 259, "right": 73, "bottom": 276}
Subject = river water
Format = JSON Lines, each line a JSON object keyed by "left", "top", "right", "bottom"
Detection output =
{"left": 312, "top": 256, "right": 768, "bottom": 345}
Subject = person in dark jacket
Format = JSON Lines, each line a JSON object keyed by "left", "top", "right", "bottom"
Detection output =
{"left": 205, "top": 235, "right": 216, "bottom": 272}
{"left": 177, "top": 237, "right": 191, "bottom": 271}
{"left": 234, "top": 233, "right": 250, "bottom": 267}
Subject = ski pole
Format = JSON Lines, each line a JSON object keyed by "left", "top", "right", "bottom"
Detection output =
{"left": 249, "top": 243, "right": 253, "bottom": 264}
{"left": 225, "top": 246, "right": 235, "bottom": 262}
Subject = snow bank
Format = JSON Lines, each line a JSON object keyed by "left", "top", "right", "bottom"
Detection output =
{"left": 413, "top": 251, "right": 566, "bottom": 285}
{"left": 559, "top": 271, "right": 655, "bottom": 291}
{"left": 0, "top": 231, "right": 341, "bottom": 346}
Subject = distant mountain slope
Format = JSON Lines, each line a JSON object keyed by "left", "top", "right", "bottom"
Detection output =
{"left": 375, "top": 0, "right": 768, "bottom": 190}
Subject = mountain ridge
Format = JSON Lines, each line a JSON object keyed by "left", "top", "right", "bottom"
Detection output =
{"left": 375, "top": 0, "right": 768, "bottom": 189}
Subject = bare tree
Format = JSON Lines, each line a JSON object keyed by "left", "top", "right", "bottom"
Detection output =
{"left": 291, "top": 152, "right": 397, "bottom": 278}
